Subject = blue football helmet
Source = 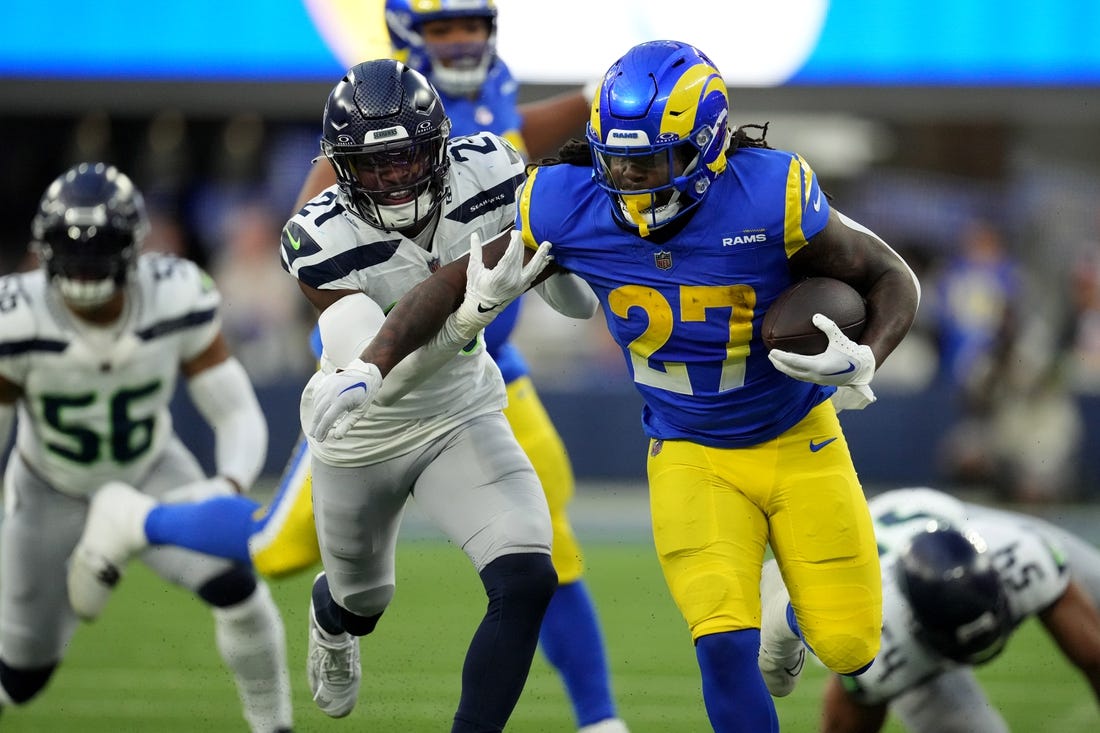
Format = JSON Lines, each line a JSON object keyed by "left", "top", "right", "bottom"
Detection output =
{"left": 587, "top": 40, "right": 731, "bottom": 237}
{"left": 31, "top": 162, "right": 148, "bottom": 308}
{"left": 385, "top": 0, "right": 498, "bottom": 97}
{"left": 321, "top": 59, "right": 452, "bottom": 233}
{"left": 896, "top": 525, "right": 1014, "bottom": 665}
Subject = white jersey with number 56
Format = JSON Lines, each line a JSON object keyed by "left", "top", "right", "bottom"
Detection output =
{"left": 0, "top": 255, "right": 220, "bottom": 496}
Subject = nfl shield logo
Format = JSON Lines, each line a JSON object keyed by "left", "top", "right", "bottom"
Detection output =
{"left": 654, "top": 250, "right": 673, "bottom": 270}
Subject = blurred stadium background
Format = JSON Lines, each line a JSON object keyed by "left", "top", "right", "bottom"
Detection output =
{"left": 7, "top": 0, "right": 1100, "bottom": 501}
{"left": 3, "top": 1, "right": 1100, "bottom": 729}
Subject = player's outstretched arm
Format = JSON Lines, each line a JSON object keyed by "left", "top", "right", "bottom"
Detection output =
{"left": 820, "top": 674, "right": 888, "bottom": 733}
{"left": 182, "top": 332, "right": 268, "bottom": 492}
{"left": 1038, "top": 578, "right": 1100, "bottom": 702}
{"left": 360, "top": 230, "right": 554, "bottom": 378}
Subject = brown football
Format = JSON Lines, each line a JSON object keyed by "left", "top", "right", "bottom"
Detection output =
{"left": 761, "top": 277, "right": 866, "bottom": 355}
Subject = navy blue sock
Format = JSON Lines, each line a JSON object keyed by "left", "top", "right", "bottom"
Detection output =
{"left": 144, "top": 495, "right": 260, "bottom": 564}
{"left": 695, "top": 630, "right": 779, "bottom": 733}
{"left": 539, "top": 579, "right": 616, "bottom": 726}
{"left": 311, "top": 573, "right": 383, "bottom": 637}
{"left": 452, "top": 553, "right": 557, "bottom": 733}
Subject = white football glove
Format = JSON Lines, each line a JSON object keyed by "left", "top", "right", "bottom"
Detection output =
{"left": 455, "top": 230, "right": 553, "bottom": 331}
{"left": 768, "top": 313, "right": 876, "bottom": 388}
{"left": 308, "top": 358, "right": 383, "bottom": 442}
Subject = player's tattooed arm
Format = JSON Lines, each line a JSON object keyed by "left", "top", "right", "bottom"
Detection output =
{"left": 361, "top": 231, "right": 557, "bottom": 377}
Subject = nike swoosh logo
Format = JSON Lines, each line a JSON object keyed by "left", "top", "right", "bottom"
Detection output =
{"left": 476, "top": 303, "right": 498, "bottom": 313}
{"left": 812, "top": 190, "right": 822, "bottom": 212}
{"left": 286, "top": 229, "right": 302, "bottom": 251}
{"left": 338, "top": 381, "right": 367, "bottom": 396}
{"left": 809, "top": 437, "right": 837, "bottom": 452}
{"left": 825, "top": 362, "right": 856, "bottom": 376}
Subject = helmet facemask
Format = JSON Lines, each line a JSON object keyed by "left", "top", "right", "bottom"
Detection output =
{"left": 325, "top": 127, "right": 451, "bottom": 233}
{"left": 590, "top": 138, "right": 708, "bottom": 238}
{"left": 38, "top": 226, "right": 137, "bottom": 308}
{"left": 426, "top": 39, "right": 494, "bottom": 96}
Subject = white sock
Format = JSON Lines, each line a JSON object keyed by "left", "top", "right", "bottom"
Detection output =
{"left": 214, "top": 582, "right": 293, "bottom": 732}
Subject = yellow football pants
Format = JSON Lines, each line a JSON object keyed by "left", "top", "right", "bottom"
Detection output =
{"left": 647, "top": 400, "right": 881, "bottom": 675}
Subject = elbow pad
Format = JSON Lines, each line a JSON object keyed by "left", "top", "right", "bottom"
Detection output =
{"left": 187, "top": 358, "right": 268, "bottom": 491}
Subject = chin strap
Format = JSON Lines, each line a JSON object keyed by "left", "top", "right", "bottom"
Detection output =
{"left": 623, "top": 196, "right": 650, "bottom": 238}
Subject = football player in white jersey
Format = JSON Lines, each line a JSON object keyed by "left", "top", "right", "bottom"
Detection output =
{"left": 0, "top": 163, "right": 293, "bottom": 731}
{"left": 282, "top": 59, "right": 594, "bottom": 730}
{"left": 757, "top": 487, "right": 1100, "bottom": 733}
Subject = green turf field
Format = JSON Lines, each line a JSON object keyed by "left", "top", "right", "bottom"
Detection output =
{"left": 2, "top": 539, "right": 1095, "bottom": 731}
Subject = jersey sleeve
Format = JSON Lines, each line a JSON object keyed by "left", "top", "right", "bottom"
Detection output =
{"left": 281, "top": 216, "right": 343, "bottom": 290}
{"left": 781, "top": 153, "right": 830, "bottom": 259}
{"left": 150, "top": 256, "right": 223, "bottom": 361}
{"left": 982, "top": 520, "right": 1071, "bottom": 620}
{"left": 0, "top": 275, "right": 38, "bottom": 386}
{"left": 516, "top": 168, "right": 543, "bottom": 251}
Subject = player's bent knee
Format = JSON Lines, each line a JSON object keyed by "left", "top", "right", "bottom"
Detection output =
{"left": 338, "top": 584, "right": 395, "bottom": 622}
{"left": 0, "top": 660, "right": 57, "bottom": 704}
{"left": 481, "top": 552, "right": 558, "bottom": 608}
{"left": 810, "top": 631, "right": 879, "bottom": 676}
{"left": 197, "top": 565, "right": 258, "bottom": 608}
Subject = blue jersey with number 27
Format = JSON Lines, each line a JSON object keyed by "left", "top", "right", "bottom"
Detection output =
{"left": 517, "top": 146, "right": 835, "bottom": 447}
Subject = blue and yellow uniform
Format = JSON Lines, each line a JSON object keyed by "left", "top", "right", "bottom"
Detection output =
{"left": 518, "top": 145, "right": 881, "bottom": 675}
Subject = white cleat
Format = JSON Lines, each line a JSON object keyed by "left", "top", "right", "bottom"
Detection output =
{"left": 307, "top": 590, "right": 362, "bottom": 718}
{"left": 758, "top": 560, "right": 806, "bottom": 697}
{"left": 67, "top": 481, "right": 155, "bottom": 621}
{"left": 579, "top": 718, "right": 631, "bottom": 733}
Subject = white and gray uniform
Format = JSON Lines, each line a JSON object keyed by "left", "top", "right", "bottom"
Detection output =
{"left": 281, "top": 132, "right": 551, "bottom": 613}
{"left": 844, "top": 488, "right": 1097, "bottom": 733}
{"left": 0, "top": 256, "right": 245, "bottom": 664}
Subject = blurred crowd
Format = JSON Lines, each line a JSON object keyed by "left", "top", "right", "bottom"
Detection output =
{"left": 4, "top": 110, "right": 1100, "bottom": 503}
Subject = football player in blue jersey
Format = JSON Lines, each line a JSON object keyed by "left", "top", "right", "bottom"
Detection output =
{"left": 306, "top": 40, "right": 922, "bottom": 733}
